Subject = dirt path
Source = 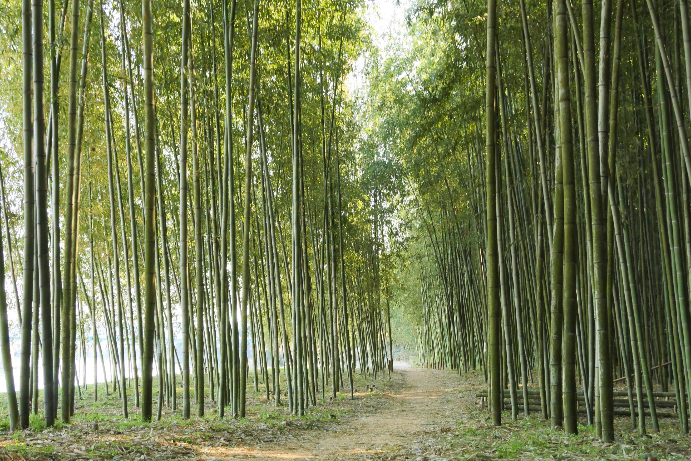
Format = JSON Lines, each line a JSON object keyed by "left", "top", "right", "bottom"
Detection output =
{"left": 213, "top": 364, "right": 466, "bottom": 460}
{"left": 0, "top": 364, "right": 478, "bottom": 461}
{"left": 5, "top": 364, "right": 688, "bottom": 460}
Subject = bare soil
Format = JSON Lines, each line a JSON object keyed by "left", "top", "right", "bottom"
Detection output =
{"left": 234, "top": 365, "right": 467, "bottom": 460}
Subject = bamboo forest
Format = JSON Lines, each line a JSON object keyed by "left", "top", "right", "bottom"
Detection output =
{"left": 1, "top": 0, "right": 691, "bottom": 457}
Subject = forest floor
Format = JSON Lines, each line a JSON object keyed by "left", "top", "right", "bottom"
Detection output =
{"left": 0, "top": 364, "right": 690, "bottom": 460}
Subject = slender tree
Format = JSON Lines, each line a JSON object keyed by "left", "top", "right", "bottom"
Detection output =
{"left": 179, "top": 0, "right": 191, "bottom": 419}
{"left": 141, "top": 0, "right": 157, "bottom": 420}
{"left": 0, "top": 185, "right": 18, "bottom": 430}
{"left": 485, "top": 0, "right": 501, "bottom": 427}
{"left": 239, "top": 0, "right": 260, "bottom": 418}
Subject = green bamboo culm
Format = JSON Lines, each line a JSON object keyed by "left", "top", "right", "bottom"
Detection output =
{"left": 179, "top": 0, "right": 191, "bottom": 419}
{"left": 0, "top": 163, "right": 18, "bottom": 431}
{"left": 485, "top": 0, "right": 501, "bottom": 428}
{"left": 239, "top": 0, "right": 260, "bottom": 419}
{"left": 582, "top": 0, "right": 614, "bottom": 442}
{"left": 141, "top": 0, "right": 157, "bottom": 420}
{"left": 60, "top": 0, "right": 81, "bottom": 424}
{"left": 554, "top": 0, "right": 577, "bottom": 434}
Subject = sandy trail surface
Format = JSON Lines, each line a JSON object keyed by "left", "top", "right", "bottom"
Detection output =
{"left": 212, "top": 364, "right": 466, "bottom": 460}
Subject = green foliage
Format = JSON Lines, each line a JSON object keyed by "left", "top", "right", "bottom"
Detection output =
{"left": 29, "top": 413, "right": 45, "bottom": 431}
{"left": 451, "top": 412, "right": 686, "bottom": 460}
{"left": 115, "top": 418, "right": 150, "bottom": 431}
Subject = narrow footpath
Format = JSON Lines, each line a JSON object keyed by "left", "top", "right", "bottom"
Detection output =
{"left": 206, "top": 364, "right": 470, "bottom": 460}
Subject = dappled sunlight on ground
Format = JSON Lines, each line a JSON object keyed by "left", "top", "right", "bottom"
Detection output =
{"left": 199, "top": 445, "right": 315, "bottom": 459}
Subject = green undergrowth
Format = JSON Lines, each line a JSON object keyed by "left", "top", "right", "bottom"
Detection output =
{"left": 380, "top": 369, "right": 691, "bottom": 460}
{"left": 0, "top": 368, "right": 394, "bottom": 460}
{"left": 451, "top": 409, "right": 691, "bottom": 460}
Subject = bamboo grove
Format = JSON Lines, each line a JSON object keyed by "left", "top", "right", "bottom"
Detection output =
{"left": 363, "top": 0, "right": 691, "bottom": 444}
{"left": 0, "top": 0, "right": 396, "bottom": 430}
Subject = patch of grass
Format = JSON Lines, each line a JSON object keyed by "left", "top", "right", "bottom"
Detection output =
{"left": 449, "top": 406, "right": 691, "bottom": 459}
{"left": 88, "top": 441, "right": 119, "bottom": 459}
{"left": 5, "top": 441, "right": 55, "bottom": 458}
{"left": 258, "top": 408, "right": 282, "bottom": 420}
{"left": 29, "top": 413, "right": 45, "bottom": 431}
{"left": 115, "top": 418, "right": 149, "bottom": 431}
{"left": 75, "top": 412, "right": 109, "bottom": 423}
